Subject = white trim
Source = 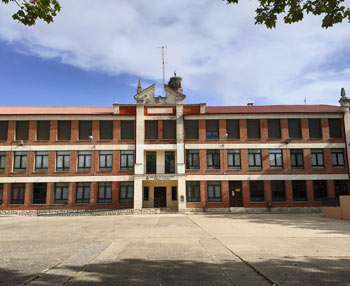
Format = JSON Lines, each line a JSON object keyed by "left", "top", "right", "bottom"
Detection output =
{"left": 184, "top": 114, "right": 343, "bottom": 120}
{"left": 0, "top": 115, "right": 135, "bottom": 120}
{"left": 185, "top": 143, "right": 346, "bottom": 150}
{"left": 0, "top": 145, "right": 135, "bottom": 151}
{"left": 0, "top": 175, "right": 134, "bottom": 183}
{"left": 144, "top": 116, "right": 177, "bottom": 120}
{"left": 144, "top": 144, "right": 177, "bottom": 150}
{"left": 147, "top": 108, "right": 173, "bottom": 114}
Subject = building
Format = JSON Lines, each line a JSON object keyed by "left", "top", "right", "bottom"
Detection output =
{"left": 0, "top": 75, "right": 349, "bottom": 213}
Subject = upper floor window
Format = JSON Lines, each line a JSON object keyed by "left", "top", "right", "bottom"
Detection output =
{"left": 16, "top": 121, "right": 29, "bottom": 141}
{"left": 186, "top": 150, "right": 200, "bottom": 169}
{"left": 0, "top": 121, "right": 8, "bottom": 142}
{"left": 35, "top": 152, "right": 48, "bottom": 172}
{"left": 311, "top": 149, "right": 324, "bottom": 168}
{"left": 186, "top": 181, "right": 200, "bottom": 202}
{"left": 56, "top": 151, "right": 70, "bottom": 172}
{"left": 185, "top": 120, "right": 199, "bottom": 140}
{"left": 165, "top": 151, "right": 175, "bottom": 174}
{"left": 207, "top": 181, "right": 221, "bottom": 202}
{"left": 328, "top": 119, "right": 342, "bottom": 139}
{"left": 0, "top": 152, "right": 5, "bottom": 173}
{"left": 119, "top": 182, "right": 134, "bottom": 203}
{"left": 226, "top": 119, "right": 240, "bottom": 139}
{"left": 267, "top": 119, "right": 281, "bottom": 139}
{"left": 146, "top": 152, "right": 156, "bottom": 174}
{"left": 288, "top": 119, "right": 301, "bottom": 139}
{"left": 121, "top": 120, "right": 135, "bottom": 140}
{"left": 37, "top": 121, "right": 50, "bottom": 141}
{"left": 78, "top": 151, "right": 91, "bottom": 172}
{"left": 308, "top": 119, "right": 322, "bottom": 139}
{"left": 99, "top": 151, "right": 113, "bottom": 171}
{"left": 207, "top": 150, "right": 220, "bottom": 169}
{"left": 331, "top": 149, "right": 345, "bottom": 168}
{"left": 248, "top": 149, "right": 262, "bottom": 169}
{"left": 79, "top": 121, "right": 92, "bottom": 141}
{"left": 120, "top": 150, "right": 134, "bottom": 171}
{"left": 145, "top": 120, "right": 158, "bottom": 140}
{"left": 11, "top": 183, "right": 25, "bottom": 204}
{"left": 247, "top": 119, "right": 260, "bottom": 139}
{"left": 14, "top": 152, "right": 27, "bottom": 172}
{"left": 54, "top": 183, "right": 69, "bottom": 205}
{"left": 163, "top": 120, "right": 176, "bottom": 140}
{"left": 98, "top": 182, "right": 112, "bottom": 203}
{"left": 227, "top": 149, "right": 241, "bottom": 169}
{"left": 76, "top": 182, "right": 90, "bottom": 204}
{"left": 58, "top": 121, "right": 71, "bottom": 141}
{"left": 269, "top": 149, "right": 283, "bottom": 169}
{"left": 100, "top": 121, "right": 113, "bottom": 140}
{"left": 290, "top": 149, "right": 304, "bottom": 169}
{"left": 206, "top": 120, "right": 219, "bottom": 140}
{"left": 250, "top": 181, "right": 264, "bottom": 202}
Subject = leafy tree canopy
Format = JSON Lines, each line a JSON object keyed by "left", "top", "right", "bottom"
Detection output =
{"left": 225, "top": 0, "right": 350, "bottom": 28}
{"left": 2, "top": 0, "right": 61, "bottom": 26}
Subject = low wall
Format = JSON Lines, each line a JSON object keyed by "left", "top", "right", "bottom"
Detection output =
{"left": 322, "top": 196, "right": 350, "bottom": 220}
{"left": 322, "top": 207, "right": 342, "bottom": 219}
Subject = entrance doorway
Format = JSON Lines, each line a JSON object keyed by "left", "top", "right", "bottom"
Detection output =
{"left": 229, "top": 181, "right": 243, "bottom": 207}
{"left": 154, "top": 187, "right": 167, "bottom": 208}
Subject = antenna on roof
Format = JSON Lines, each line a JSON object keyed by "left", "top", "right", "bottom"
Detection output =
{"left": 159, "top": 46, "right": 167, "bottom": 96}
{"left": 304, "top": 97, "right": 307, "bottom": 105}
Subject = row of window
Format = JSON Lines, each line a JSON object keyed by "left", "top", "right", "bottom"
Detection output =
{"left": 186, "top": 149, "right": 346, "bottom": 170}
{"left": 186, "top": 180, "right": 348, "bottom": 203}
{"left": 0, "top": 182, "right": 134, "bottom": 205}
{"left": 185, "top": 118, "right": 343, "bottom": 140}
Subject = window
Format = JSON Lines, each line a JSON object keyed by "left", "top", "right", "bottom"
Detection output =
{"left": 100, "top": 121, "right": 113, "bottom": 140}
{"left": 329, "top": 119, "right": 342, "bottom": 139}
{"left": 271, "top": 181, "right": 286, "bottom": 202}
{"left": 54, "top": 183, "right": 68, "bottom": 204}
{"left": 313, "top": 180, "right": 327, "bottom": 201}
{"left": 98, "top": 182, "right": 112, "bottom": 203}
{"left": 11, "top": 183, "right": 25, "bottom": 204}
{"left": 79, "top": 121, "right": 92, "bottom": 140}
{"left": 0, "top": 152, "right": 6, "bottom": 173}
{"left": 334, "top": 180, "right": 348, "bottom": 198}
{"left": 288, "top": 119, "right": 301, "bottom": 139}
{"left": 248, "top": 149, "right": 262, "bottom": 169}
{"left": 146, "top": 152, "right": 156, "bottom": 174}
{"left": 119, "top": 182, "right": 134, "bottom": 203}
{"left": 0, "top": 121, "right": 8, "bottom": 141}
{"left": 165, "top": 151, "right": 175, "bottom": 174}
{"left": 163, "top": 120, "right": 176, "bottom": 140}
{"left": 207, "top": 150, "right": 220, "bottom": 169}
{"left": 56, "top": 151, "right": 70, "bottom": 172}
{"left": 207, "top": 181, "right": 221, "bottom": 202}
{"left": 98, "top": 151, "right": 113, "bottom": 171}
{"left": 0, "top": 184, "right": 3, "bottom": 205}
{"left": 206, "top": 120, "right": 219, "bottom": 140}
{"left": 227, "top": 149, "right": 241, "bottom": 169}
{"left": 290, "top": 149, "right": 304, "bottom": 169}
{"left": 35, "top": 152, "right": 48, "bottom": 172}
{"left": 187, "top": 181, "right": 200, "bottom": 202}
{"left": 16, "top": 121, "right": 29, "bottom": 141}
{"left": 267, "top": 119, "right": 281, "bottom": 139}
{"left": 120, "top": 151, "right": 134, "bottom": 171}
{"left": 292, "top": 181, "right": 307, "bottom": 201}
{"left": 311, "top": 149, "right": 324, "bottom": 168}
{"left": 185, "top": 120, "right": 199, "bottom": 140}
{"left": 250, "top": 181, "right": 264, "bottom": 202}
{"left": 172, "top": 186, "right": 177, "bottom": 201}
{"left": 121, "top": 120, "right": 134, "bottom": 140}
{"left": 145, "top": 120, "right": 158, "bottom": 140}
{"left": 332, "top": 149, "right": 345, "bottom": 168}
{"left": 269, "top": 149, "right": 283, "bottom": 169}
{"left": 186, "top": 150, "right": 199, "bottom": 169}
{"left": 37, "top": 121, "right": 50, "bottom": 141}
{"left": 14, "top": 152, "right": 27, "bottom": 172}
{"left": 58, "top": 121, "right": 71, "bottom": 141}
{"left": 247, "top": 119, "right": 260, "bottom": 139}
{"left": 32, "top": 183, "right": 47, "bottom": 204}
{"left": 78, "top": 151, "right": 91, "bottom": 172}
{"left": 308, "top": 119, "right": 322, "bottom": 139}
{"left": 76, "top": 182, "right": 90, "bottom": 204}
{"left": 143, "top": 187, "right": 149, "bottom": 201}
{"left": 226, "top": 119, "right": 240, "bottom": 139}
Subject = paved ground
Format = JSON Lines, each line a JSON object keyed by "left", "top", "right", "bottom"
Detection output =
{"left": 0, "top": 213, "right": 350, "bottom": 286}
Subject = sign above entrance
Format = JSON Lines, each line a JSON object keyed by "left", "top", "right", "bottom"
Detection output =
{"left": 147, "top": 107, "right": 174, "bottom": 114}
{"left": 146, "top": 175, "right": 176, "bottom": 180}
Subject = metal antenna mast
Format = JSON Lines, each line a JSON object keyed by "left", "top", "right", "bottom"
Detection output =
{"left": 160, "top": 46, "right": 167, "bottom": 87}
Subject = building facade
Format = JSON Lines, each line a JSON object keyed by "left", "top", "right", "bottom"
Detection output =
{"left": 0, "top": 76, "right": 349, "bottom": 213}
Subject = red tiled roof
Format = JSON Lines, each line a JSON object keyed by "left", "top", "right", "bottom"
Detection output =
{"left": 206, "top": 105, "right": 343, "bottom": 114}
{"left": 0, "top": 107, "right": 114, "bottom": 115}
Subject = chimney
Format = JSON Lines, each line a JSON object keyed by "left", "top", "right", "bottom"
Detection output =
{"left": 113, "top": 102, "right": 120, "bottom": 114}
{"left": 247, "top": 103, "right": 254, "bottom": 106}
{"left": 168, "top": 72, "right": 183, "bottom": 93}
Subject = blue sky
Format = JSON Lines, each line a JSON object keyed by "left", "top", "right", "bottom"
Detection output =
{"left": 1, "top": 0, "right": 350, "bottom": 107}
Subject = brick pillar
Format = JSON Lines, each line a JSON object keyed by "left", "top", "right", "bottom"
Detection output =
{"left": 2, "top": 183, "right": 11, "bottom": 207}
{"left": 242, "top": 180, "right": 250, "bottom": 206}
{"left": 71, "top": 120, "right": 79, "bottom": 143}
{"left": 92, "top": 120, "right": 99, "bottom": 141}
{"left": 70, "top": 151, "right": 77, "bottom": 173}
{"left": 46, "top": 183, "right": 54, "bottom": 206}
{"left": 112, "top": 181, "right": 119, "bottom": 204}
{"left": 262, "top": 149, "right": 269, "bottom": 171}
{"left": 304, "top": 149, "right": 312, "bottom": 170}
{"left": 199, "top": 149, "right": 206, "bottom": 172}
{"left": 219, "top": 119, "right": 226, "bottom": 141}
{"left": 283, "top": 149, "right": 290, "bottom": 170}
{"left": 200, "top": 181, "right": 207, "bottom": 204}
{"left": 114, "top": 150, "right": 120, "bottom": 172}
{"left": 306, "top": 180, "right": 314, "bottom": 203}
{"left": 24, "top": 183, "right": 33, "bottom": 207}
{"left": 50, "top": 120, "right": 57, "bottom": 143}
{"left": 48, "top": 151, "right": 56, "bottom": 174}
{"left": 220, "top": 149, "right": 224, "bottom": 171}
{"left": 114, "top": 120, "right": 119, "bottom": 143}
{"left": 27, "top": 151, "right": 35, "bottom": 174}
{"left": 321, "top": 119, "right": 330, "bottom": 140}
{"left": 90, "top": 182, "right": 98, "bottom": 205}
{"left": 158, "top": 120, "right": 163, "bottom": 141}
{"left": 8, "top": 121, "right": 16, "bottom": 143}
{"left": 261, "top": 119, "right": 268, "bottom": 141}
{"left": 323, "top": 149, "right": 332, "bottom": 170}
{"left": 198, "top": 120, "right": 206, "bottom": 141}
{"left": 221, "top": 181, "right": 229, "bottom": 207}
{"left": 301, "top": 119, "right": 309, "bottom": 140}
{"left": 264, "top": 180, "right": 271, "bottom": 203}
{"left": 222, "top": 149, "right": 228, "bottom": 172}
{"left": 240, "top": 119, "right": 247, "bottom": 141}
{"left": 68, "top": 183, "right": 76, "bottom": 205}
{"left": 327, "top": 180, "right": 335, "bottom": 198}
{"left": 92, "top": 151, "right": 99, "bottom": 173}
{"left": 285, "top": 180, "right": 293, "bottom": 203}
{"left": 28, "top": 120, "right": 36, "bottom": 143}
{"left": 280, "top": 119, "right": 289, "bottom": 140}
{"left": 241, "top": 149, "right": 248, "bottom": 172}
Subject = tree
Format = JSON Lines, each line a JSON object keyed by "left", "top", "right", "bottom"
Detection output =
{"left": 2, "top": 0, "right": 61, "bottom": 26}
{"left": 225, "top": 0, "right": 350, "bottom": 28}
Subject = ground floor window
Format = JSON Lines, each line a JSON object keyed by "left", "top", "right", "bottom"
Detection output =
{"left": 54, "top": 183, "right": 69, "bottom": 204}
{"left": 172, "top": 187, "right": 177, "bottom": 201}
{"left": 11, "top": 183, "right": 25, "bottom": 204}
{"left": 0, "top": 184, "right": 3, "bottom": 205}
{"left": 208, "top": 181, "right": 221, "bottom": 202}
{"left": 143, "top": 187, "right": 149, "bottom": 201}
{"left": 250, "top": 181, "right": 264, "bottom": 202}
{"left": 292, "top": 181, "right": 307, "bottom": 201}
{"left": 120, "top": 182, "right": 134, "bottom": 203}
{"left": 33, "top": 183, "right": 47, "bottom": 204}
{"left": 186, "top": 181, "right": 200, "bottom": 202}
{"left": 313, "top": 180, "right": 328, "bottom": 201}
{"left": 76, "top": 182, "right": 90, "bottom": 204}
{"left": 271, "top": 181, "right": 286, "bottom": 202}
{"left": 98, "top": 182, "right": 112, "bottom": 203}
{"left": 334, "top": 180, "right": 348, "bottom": 198}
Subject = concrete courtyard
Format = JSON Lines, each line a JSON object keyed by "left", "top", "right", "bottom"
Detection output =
{"left": 0, "top": 213, "right": 350, "bottom": 286}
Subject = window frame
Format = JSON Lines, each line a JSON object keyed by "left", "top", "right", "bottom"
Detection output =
{"left": 207, "top": 150, "right": 220, "bottom": 170}
{"left": 11, "top": 183, "right": 25, "bottom": 204}
{"left": 328, "top": 119, "right": 342, "bottom": 139}
{"left": 146, "top": 151, "right": 157, "bottom": 174}
{"left": 206, "top": 120, "right": 219, "bottom": 140}
{"left": 0, "top": 152, "right": 6, "bottom": 173}
{"left": 313, "top": 180, "right": 328, "bottom": 201}
{"left": 99, "top": 120, "right": 113, "bottom": 141}
{"left": 248, "top": 149, "right": 262, "bottom": 169}
{"left": 288, "top": 119, "right": 302, "bottom": 139}
{"left": 57, "top": 120, "right": 71, "bottom": 141}
{"left": 120, "top": 150, "right": 134, "bottom": 171}
{"left": 98, "top": 182, "right": 112, "bottom": 203}
{"left": 269, "top": 149, "right": 283, "bottom": 169}
{"left": 36, "top": 121, "right": 50, "bottom": 141}
{"left": 247, "top": 119, "right": 261, "bottom": 139}
{"left": 171, "top": 186, "right": 177, "bottom": 201}
{"left": 121, "top": 120, "right": 135, "bottom": 141}
{"left": 119, "top": 182, "right": 134, "bottom": 203}
{"left": 292, "top": 180, "right": 307, "bottom": 202}
{"left": 0, "top": 121, "right": 8, "bottom": 142}
{"left": 185, "top": 120, "right": 199, "bottom": 140}
{"left": 226, "top": 119, "right": 240, "bottom": 140}
{"left": 16, "top": 121, "right": 29, "bottom": 141}
{"left": 35, "top": 151, "right": 49, "bottom": 172}
{"left": 207, "top": 181, "right": 222, "bottom": 202}
{"left": 311, "top": 149, "right": 324, "bottom": 169}
{"left": 165, "top": 151, "right": 175, "bottom": 174}
{"left": 56, "top": 151, "right": 70, "bottom": 172}
{"left": 77, "top": 151, "right": 92, "bottom": 172}
{"left": 227, "top": 149, "right": 241, "bottom": 169}
{"left": 331, "top": 149, "right": 345, "bottom": 168}
{"left": 145, "top": 120, "right": 158, "bottom": 140}
{"left": 99, "top": 151, "right": 113, "bottom": 171}
{"left": 308, "top": 119, "right": 322, "bottom": 139}
{"left": 163, "top": 120, "right": 176, "bottom": 140}
{"left": 76, "top": 182, "right": 90, "bottom": 204}
{"left": 13, "top": 151, "right": 27, "bottom": 172}
{"left": 32, "top": 183, "right": 47, "bottom": 205}
{"left": 250, "top": 181, "right": 265, "bottom": 203}
{"left": 78, "top": 120, "right": 92, "bottom": 141}
{"left": 290, "top": 149, "right": 304, "bottom": 169}
{"left": 334, "top": 180, "right": 348, "bottom": 198}
{"left": 186, "top": 181, "right": 201, "bottom": 202}
{"left": 267, "top": 119, "right": 281, "bottom": 139}
{"left": 271, "top": 181, "right": 286, "bottom": 202}
{"left": 186, "top": 150, "right": 200, "bottom": 170}
{"left": 143, "top": 186, "right": 149, "bottom": 201}
{"left": 54, "top": 183, "right": 69, "bottom": 205}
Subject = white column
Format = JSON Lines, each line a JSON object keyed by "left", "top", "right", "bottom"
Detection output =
{"left": 176, "top": 104, "right": 186, "bottom": 210}
{"left": 134, "top": 176, "right": 143, "bottom": 210}
{"left": 177, "top": 176, "right": 187, "bottom": 211}
{"left": 342, "top": 107, "right": 350, "bottom": 169}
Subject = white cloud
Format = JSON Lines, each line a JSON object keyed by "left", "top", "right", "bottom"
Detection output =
{"left": 0, "top": 0, "right": 350, "bottom": 106}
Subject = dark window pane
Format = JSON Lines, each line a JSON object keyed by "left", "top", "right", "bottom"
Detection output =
{"left": 76, "top": 182, "right": 90, "bottom": 204}
{"left": 16, "top": 121, "right": 29, "bottom": 141}
{"left": 227, "top": 149, "right": 241, "bottom": 169}
{"left": 250, "top": 181, "right": 264, "bottom": 202}
{"left": 271, "top": 181, "right": 286, "bottom": 202}
{"left": 288, "top": 119, "right": 301, "bottom": 139}
{"left": 14, "top": 152, "right": 27, "bottom": 172}
{"left": 313, "top": 180, "right": 327, "bottom": 201}
{"left": 143, "top": 187, "right": 149, "bottom": 201}
{"left": 163, "top": 120, "right": 176, "bottom": 140}
{"left": 308, "top": 119, "right": 322, "bottom": 139}
{"left": 121, "top": 120, "right": 135, "bottom": 140}
{"left": 58, "top": 121, "right": 71, "bottom": 141}
{"left": 146, "top": 152, "right": 156, "bottom": 174}
{"left": 329, "top": 119, "right": 342, "bottom": 138}
{"left": 0, "top": 184, "right": 3, "bottom": 205}
{"left": 0, "top": 121, "right": 8, "bottom": 141}
{"left": 120, "top": 151, "right": 134, "bottom": 171}
{"left": 267, "top": 119, "right": 281, "bottom": 139}
{"left": 172, "top": 186, "right": 177, "bottom": 201}
{"left": 292, "top": 180, "right": 307, "bottom": 201}
{"left": 332, "top": 149, "right": 345, "bottom": 168}
{"left": 334, "top": 180, "right": 348, "bottom": 198}
{"left": 186, "top": 150, "right": 200, "bottom": 169}
{"left": 11, "top": 183, "right": 25, "bottom": 204}
{"left": 208, "top": 181, "right": 221, "bottom": 202}
{"left": 186, "top": 181, "right": 200, "bottom": 202}
{"left": 248, "top": 149, "right": 262, "bottom": 169}
{"left": 56, "top": 151, "right": 70, "bottom": 172}
{"left": 165, "top": 151, "right": 175, "bottom": 174}
{"left": 35, "top": 152, "right": 48, "bottom": 172}
{"left": 100, "top": 121, "right": 113, "bottom": 140}
{"left": 54, "top": 183, "right": 69, "bottom": 204}
{"left": 98, "top": 182, "right": 112, "bottom": 203}
{"left": 247, "top": 119, "right": 260, "bottom": 139}
{"left": 226, "top": 120, "right": 240, "bottom": 139}
{"left": 269, "top": 149, "right": 283, "bottom": 169}
{"left": 32, "top": 183, "right": 47, "bottom": 204}
{"left": 99, "top": 151, "right": 113, "bottom": 171}
{"left": 78, "top": 151, "right": 91, "bottom": 171}
{"left": 119, "top": 182, "right": 134, "bottom": 203}
{"left": 37, "top": 121, "right": 50, "bottom": 141}
{"left": 79, "top": 121, "right": 92, "bottom": 140}
{"left": 311, "top": 149, "right": 324, "bottom": 168}
{"left": 207, "top": 150, "right": 220, "bottom": 169}
{"left": 290, "top": 149, "right": 304, "bottom": 169}
{"left": 206, "top": 120, "right": 219, "bottom": 140}
{"left": 185, "top": 120, "right": 199, "bottom": 140}
{"left": 0, "top": 152, "right": 6, "bottom": 173}
{"left": 145, "top": 121, "right": 158, "bottom": 140}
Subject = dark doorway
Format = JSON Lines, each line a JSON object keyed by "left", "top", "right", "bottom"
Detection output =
{"left": 229, "top": 181, "right": 243, "bottom": 207}
{"left": 154, "top": 187, "right": 167, "bottom": 208}
{"left": 33, "top": 183, "right": 47, "bottom": 204}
